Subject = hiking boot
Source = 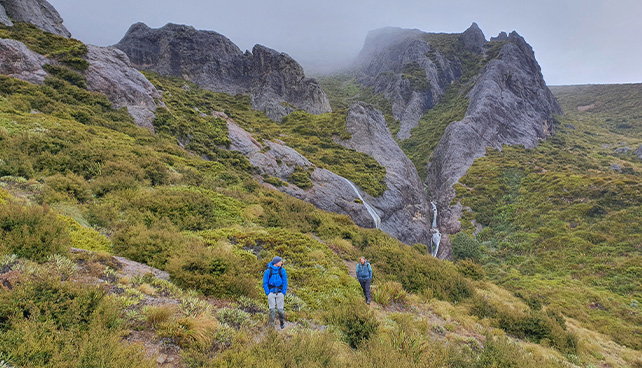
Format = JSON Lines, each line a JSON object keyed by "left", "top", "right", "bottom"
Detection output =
{"left": 278, "top": 310, "right": 285, "bottom": 329}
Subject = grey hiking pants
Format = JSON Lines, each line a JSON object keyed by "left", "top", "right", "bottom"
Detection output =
{"left": 268, "top": 292, "right": 284, "bottom": 311}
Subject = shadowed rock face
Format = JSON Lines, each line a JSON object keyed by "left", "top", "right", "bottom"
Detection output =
{"left": 0, "top": 38, "right": 49, "bottom": 84}
{"left": 84, "top": 45, "right": 162, "bottom": 131}
{"left": 0, "top": 0, "right": 70, "bottom": 37}
{"left": 114, "top": 23, "right": 331, "bottom": 121}
{"left": 425, "top": 31, "right": 561, "bottom": 257}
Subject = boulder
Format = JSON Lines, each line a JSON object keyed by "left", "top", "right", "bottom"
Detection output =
{"left": 114, "top": 23, "right": 331, "bottom": 121}
{"left": 635, "top": 144, "right": 642, "bottom": 159}
{"left": 84, "top": 45, "right": 161, "bottom": 131}
{"left": 613, "top": 147, "right": 631, "bottom": 154}
{"left": 0, "top": 0, "right": 71, "bottom": 37}
{"left": 0, "top": 38, "right": 49, "bottom": 84}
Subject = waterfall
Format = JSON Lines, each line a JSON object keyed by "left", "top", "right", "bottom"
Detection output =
{"left": 343, "top": 178, "right": 381, "bottom": 229}
{"left": 431, "top": 201, "right": 441, "bottom": 258}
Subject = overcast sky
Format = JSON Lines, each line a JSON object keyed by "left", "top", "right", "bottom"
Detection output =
{"left": 48, "top": 0, "right": 642, "bottom": 86}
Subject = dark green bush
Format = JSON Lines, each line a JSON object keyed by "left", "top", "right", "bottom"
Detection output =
{"left": 42, "top": 64, "right": 87, "bottom": 89}
{"left": 288, "top": 166, "right": 313, "bottom": 189}
{"left": 112, "top": 220, "right": 200, "bottom": 269}
{"left": 166, "top": 245, "right": 258, "bottom": 298}
{"left": 456, "top": 259, "right": 485, "bottom": 281}
{"left": 451, "top": 232, "right": 483, "bottom": 262}
{"left": 324, "top": 299, "right": 378, "bottom": 348}
{"left": 0, "top": 203, "right": 70, "bottom": 261}
{"left": 44, "top": 173, "right": 92, "bottom": 203}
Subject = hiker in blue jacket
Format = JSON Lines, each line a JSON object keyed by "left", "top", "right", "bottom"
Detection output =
{"left": 356, "top": 256, "right": 372, "bottom": 304}
{"left": 263, "top": 256, "right": 288, "bottom": 329}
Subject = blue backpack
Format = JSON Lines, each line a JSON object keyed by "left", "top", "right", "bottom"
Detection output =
{"left": 268, "top": 267, "right": 283, "bottom": 292}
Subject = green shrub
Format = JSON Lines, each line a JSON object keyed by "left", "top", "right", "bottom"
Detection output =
{"left": 0, "top": 202, "right": 70, "bottom": 261}
{"left": 372, "top": 281, "right": 408, "bottom": 306}
{"left": 44, "top": 173, "right": 92, "bottom": 203}
{"left": 166, "top": 245, "right": 258, "bottom": 298}
{"left": 456, "top": 259, "right": 485, "bottom": 280}
{"left": 288, "top": 166, "right": 313, "bottom": 189}
{"left": 216, "top": 308, "right": 251, "bottom": 329}
{"left": 451, "top": 232, "right": 483, "bottom": 262}
{"left": 112, "top": 221, "right": 198, "bottom": 269}
{"left": 42, "top": 64, "right": 87, "bottom": 89}
{"left": 325, "top": 299, "right": 378, "bottom": 348}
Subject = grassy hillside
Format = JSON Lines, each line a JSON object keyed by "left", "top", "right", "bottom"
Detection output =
{"left": 453, "top": 84, "right": 642, "bottom": 353}
{"left": 0, "top": 26, "right": 641, "bottom": 367}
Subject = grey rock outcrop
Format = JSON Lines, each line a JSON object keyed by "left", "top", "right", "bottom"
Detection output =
{"left": 0, "top": 4, "right": 12, "bottom": 26}
{"left": 635, "top": 144, "right": 642, "bottom": 159}
{"left": 353, "top": 24, "right": 483, "bottom": 140}
{"left": 0, "top": 38, "right": 49, "bottom": 84}
{"left": 338, "top": 102, "right": 433, "bottom": 245}
{"left": 84, "top": 45, "right": 161, "bottom": 131}
{"left": 224, "top": 112, "right": 378, "bottom": 228}
{"left": 114, "top": 23, "right": 331, "bottom": 121}
{"left": 0, "top": 0, "right": 71, "bottom": 37}
{"left": 425, "top": 31, "right": 561, "bottom": 250}
{"left": 613, "top": 147, "right": 631, "bottom": 154}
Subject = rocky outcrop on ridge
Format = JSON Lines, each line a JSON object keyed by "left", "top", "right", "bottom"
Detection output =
{"left": 84, "top": 45, "right": 162, "bottom": 131}
{"left": 425, "top": 31, "right": 561, "bottom": 250}
{"left": 353, "top": 24, "right": 485, "bottom": 140}
{"left": 0, "top": 0, "right": 71, "bottom": 37}
{"left": 0, "top": 38, "right": 49, "bottom": 84}
{"left": 338, "top": 102, "right": 432, "bottom": 245}
{"left": 114, "top": 23, "right": 331, "bottom": 121}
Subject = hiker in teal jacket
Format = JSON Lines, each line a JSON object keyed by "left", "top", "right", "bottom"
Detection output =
{"left": 356, "top": 257, "right": 372, "bottom": 304}
{"left": 263, "top": 256, "right": 287, "bottom": 329}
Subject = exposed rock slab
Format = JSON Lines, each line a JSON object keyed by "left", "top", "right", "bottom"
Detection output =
{"left": 225, "top": 113, "right": 377, "bottom": 228}
{"left": 0, "top": 4, "right": 12, "bottom": 26}
{"left": 635, "top": 144, "right": 642, "bottom": 159}
{"left": 114, "top": 23, "right": 331, "bottom": 121}
{"left": 425, "top": 31, "right": 561, "bottom": 257}
{"left": 338, "top": 102, "right": 432, "bottom": 245}
{"left": 0, "top": 38, "right": 49, "bottom": 84}
{"left": 0, "top": 0, "right": 71, "bottom": 37}
{"left": 84, "top": 45, "right": 161, "bottom": 131}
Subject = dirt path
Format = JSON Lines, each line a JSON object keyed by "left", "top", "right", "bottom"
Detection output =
{"left": 343, "top": 260, "right": 357, "bottom": 278}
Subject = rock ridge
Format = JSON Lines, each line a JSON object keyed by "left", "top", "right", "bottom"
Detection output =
{"left": 114, "top": 23, "right": 331, "bottom": 121}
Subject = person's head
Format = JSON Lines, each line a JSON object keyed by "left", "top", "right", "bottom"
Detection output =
{"left": 360, "top": 257, "right": 365, "bottom": 265}
{"left": 272, "top": 256, "right": 283, "bottom": 267}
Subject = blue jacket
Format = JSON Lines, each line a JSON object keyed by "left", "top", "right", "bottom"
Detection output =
{"left": 356, "top": 261, "right": 372, "bottom": 281}
{"left": 263, "top": 262, "right": 287, "bottom": 295}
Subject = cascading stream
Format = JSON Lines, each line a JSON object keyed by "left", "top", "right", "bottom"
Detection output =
{"left": 430, "top": 201, "right": 441, "bottom": 257}
{"left": 343, "top": 178, "right": 381, "bottom": 229}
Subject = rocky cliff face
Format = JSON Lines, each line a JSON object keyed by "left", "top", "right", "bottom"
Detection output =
{"left": 338, "top": 103, "right": 433, "bottom": 245}
{"left": 0, "top": 38, "right": 49, "bottom": 84}
{"left": 0, "top": 4, "right": 12, "bottom": 26}
{"left": 84, "top": 45, "right": 162, "bottom": 131}
{"left": 353, "top": 24, "right": 486, "bottom": 140}
{"left": 0, "top": 0, "right": 70, "bottom": 37}
{"left": 114, "top": 23, "right": 331, "bottom": 121}
{"left": 425, "top": 31, "right": 561, "bottom": 257}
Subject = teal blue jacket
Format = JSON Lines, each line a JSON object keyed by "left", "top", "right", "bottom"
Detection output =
{"left": 356, "top": 261, "right": 372, "bottom": 281}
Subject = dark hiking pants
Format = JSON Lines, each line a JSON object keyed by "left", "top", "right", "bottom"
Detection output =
{"left": 359, "top": 279, "right": 371, "bottom": 303}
